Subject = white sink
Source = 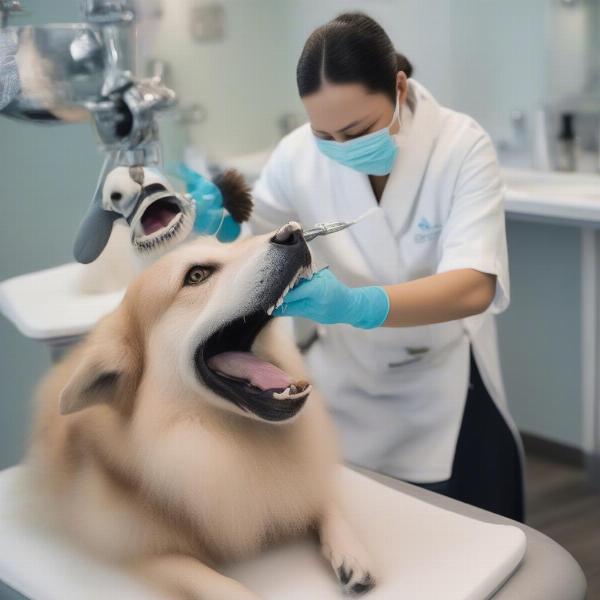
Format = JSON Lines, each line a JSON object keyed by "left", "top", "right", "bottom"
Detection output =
{"left": 220, "top": 149, "right": 273, "bottom": 184}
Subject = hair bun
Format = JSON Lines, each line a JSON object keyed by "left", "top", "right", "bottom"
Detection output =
{"left": 396, "top": 53, "right": 413, "bottom": 78}
{"left": 297, "top": 12, "right": 411, "bottom": 102}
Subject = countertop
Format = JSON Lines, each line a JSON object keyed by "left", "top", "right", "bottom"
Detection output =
{"left": 223, "top": 150, "right": 600, "bottom": 228}
{"left": 502, "top": 168, "right": 600, "bottom": 227}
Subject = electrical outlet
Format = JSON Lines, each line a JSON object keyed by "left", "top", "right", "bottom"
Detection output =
{"left": 190, "top": 3, "right": 226, "bottom": 43}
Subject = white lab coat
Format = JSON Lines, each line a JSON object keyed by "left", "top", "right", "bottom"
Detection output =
{"left": 251, "top": 79, "right": 522, "bottom": 482}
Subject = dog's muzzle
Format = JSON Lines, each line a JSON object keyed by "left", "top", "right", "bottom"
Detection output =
{"left": 193, "top": 223, "right": 314, "bottom": 422}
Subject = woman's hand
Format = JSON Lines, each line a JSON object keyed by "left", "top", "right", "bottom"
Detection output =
{"left": 273, "top": 268, "right": 390, "bottom": 329}
{"left": 274, "top": 267, "right": 496, "bottom": 329}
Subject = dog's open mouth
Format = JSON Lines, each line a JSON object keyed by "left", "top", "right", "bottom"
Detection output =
{"left": 194, "top": 266, "right": 313, "bottom": 422}
{"left": 130, "top": 185, "right": 194, "bottom": 253}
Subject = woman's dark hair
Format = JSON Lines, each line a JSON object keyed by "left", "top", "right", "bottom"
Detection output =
{"left": 296, "top": 12, "right": 413, "bottom": 103}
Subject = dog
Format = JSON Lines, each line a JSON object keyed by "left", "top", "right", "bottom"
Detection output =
{"left": 25, "top": 222, "right": 376, "bottom": 599}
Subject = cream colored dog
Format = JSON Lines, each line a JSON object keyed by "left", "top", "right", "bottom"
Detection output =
{"left": 25, "top": 223, "right": 376, "bottom": 599}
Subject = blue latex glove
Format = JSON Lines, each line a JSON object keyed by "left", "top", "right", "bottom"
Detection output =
{"left": 273, "top": 268, "right": 390, "bottom": 329}
{"left": 171, "top": 163, "right": 241, "bottom": 242}
{"left": 217, "top": 213, "right": 243, "bottom": 243}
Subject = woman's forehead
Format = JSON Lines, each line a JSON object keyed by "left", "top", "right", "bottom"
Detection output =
{"left": 302, "top": 83, "right": 391, "bottom": 133}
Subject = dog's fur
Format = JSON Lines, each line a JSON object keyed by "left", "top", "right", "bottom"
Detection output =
{"left": 25, "top": 230, "right": 375, "bottom": 599}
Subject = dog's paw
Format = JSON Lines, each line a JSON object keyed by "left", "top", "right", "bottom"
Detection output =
{"left": 334, "top": 555, "right": 376, "bottom": 596}
{"left": 319, "top": 508, "right": 376, "bottom": 596}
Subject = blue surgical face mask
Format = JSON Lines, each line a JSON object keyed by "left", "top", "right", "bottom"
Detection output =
{"left": 314, "top": 98, "right": 401, "bottom": 175}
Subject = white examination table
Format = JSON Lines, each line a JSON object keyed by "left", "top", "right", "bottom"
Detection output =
{"left": 0, "top": 266, "right": 588, "bottom": 599}
{"left": 0, "top": 464, "right": 586, "bottom": 600}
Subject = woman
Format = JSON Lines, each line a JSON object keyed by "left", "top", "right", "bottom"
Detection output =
{"left": 251, "top": 13, "right": 524, "bottom": 521}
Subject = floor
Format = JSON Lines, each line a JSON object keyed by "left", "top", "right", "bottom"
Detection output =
{"left": 525, "top": 452, "right": 600, "bottom": 599}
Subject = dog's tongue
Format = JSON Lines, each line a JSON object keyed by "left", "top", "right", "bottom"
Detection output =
{"left": 208, "top": 352, "right": 292, "bottom": 391}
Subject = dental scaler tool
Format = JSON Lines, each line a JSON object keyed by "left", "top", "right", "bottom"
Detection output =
{"left": 302, "top": 206, "right": 379, "bottom": 242}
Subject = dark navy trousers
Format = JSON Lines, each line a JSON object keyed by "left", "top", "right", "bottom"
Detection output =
{"left": 410, "top": 351, "right": 525, "bottom": 523}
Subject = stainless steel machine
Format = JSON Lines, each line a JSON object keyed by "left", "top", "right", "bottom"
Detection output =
{"left": 0, "top": 0, "right": 177, "bottom": 261}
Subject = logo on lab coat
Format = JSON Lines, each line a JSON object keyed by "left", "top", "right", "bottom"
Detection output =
{"left": 414, "top": 217, "right": 442, "bottom": 243}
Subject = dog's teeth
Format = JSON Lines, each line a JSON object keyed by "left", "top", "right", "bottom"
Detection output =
{"left": 273, "top": 383, "right": 312, "bottom": 400}
{"left": 299, "top": 266, "right": 314, "bottom": 281}
{"left": 275, "top": 297, "right": 284, "bottom": 308}
{"left": 267, "top": 305, "right": 275, "bottom": 316}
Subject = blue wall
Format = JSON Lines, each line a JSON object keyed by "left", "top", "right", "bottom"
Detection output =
{"left": 0, "top": 1, "right": 589, "bottom": 471}
{"left": 498, "top": 220, "right": 582, "bottom": 447}
{"left": 0, "top": 1, "right": 103, "bottom": 468}
{"left": 0, "top": 117, "right": 102, "bottom": 468}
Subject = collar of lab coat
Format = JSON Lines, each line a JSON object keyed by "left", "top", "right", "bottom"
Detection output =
{"left": 331, "top": 79, "right": 444, "bottom": 283}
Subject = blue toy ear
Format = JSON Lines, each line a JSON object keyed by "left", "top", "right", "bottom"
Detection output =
{"left": 217, "top": 214, "right": 242, "bottom": 242}
{"left": 73, "top": 203, "right": 121, "bottom": 264}
{"left": 192, "top": 178, "right": 224, "bottom": 208}
{"left": 170, "top": 162, "right": 201, "bottom": 188}
{"left": 195, "top": 206, "right": 225, "bottom": 236}
{"left": 170, "top": 162, "right": 247, "bottom": 242}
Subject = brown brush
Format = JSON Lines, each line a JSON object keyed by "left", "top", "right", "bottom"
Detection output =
{"left": 213, "top": 169, "right": 253, "bottom": 223}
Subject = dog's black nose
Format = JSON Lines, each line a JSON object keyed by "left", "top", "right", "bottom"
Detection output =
{"left": 271, "top": 223, "right": 303, "bottom": 246}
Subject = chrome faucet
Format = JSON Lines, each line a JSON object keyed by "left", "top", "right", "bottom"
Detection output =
{"left": 0, "top": 0, "right": 178, "bottom": 262}
{"left": 0, "top": 0, "right": 174, "bottom": 150}
{"left": 80, "top": 0, "right": 135, "bottom": 24}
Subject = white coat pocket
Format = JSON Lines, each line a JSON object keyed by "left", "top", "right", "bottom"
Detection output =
{"left": 330, "top": 319, "right": 465, "bottom": 379}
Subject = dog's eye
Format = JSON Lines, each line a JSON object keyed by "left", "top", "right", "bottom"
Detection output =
{"left": 110, "top": 192, "right": 123, "bottom": 202}
{"left": 184, "top": 265, "right": 214, "bottom": 286}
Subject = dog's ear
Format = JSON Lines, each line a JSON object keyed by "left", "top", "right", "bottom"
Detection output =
{"left": 59, "top": 309, "right": 141, "bottom": 415}
{"left": 213, "top": 169, "right": 253, "bottom": 223}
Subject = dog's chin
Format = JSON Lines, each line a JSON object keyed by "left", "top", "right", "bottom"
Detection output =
{"left": 194, "top": 311, "right": 312, "bottom": 423}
